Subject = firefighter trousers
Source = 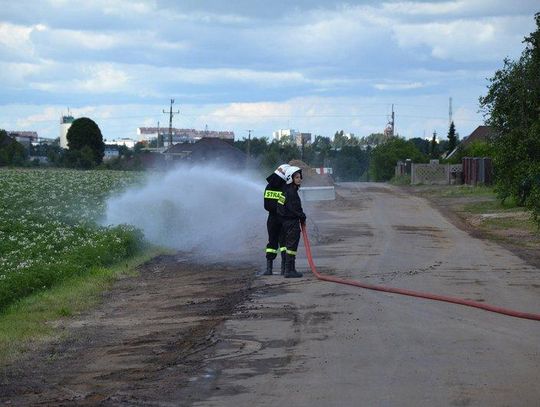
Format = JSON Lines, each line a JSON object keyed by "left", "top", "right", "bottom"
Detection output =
{"left": 266, "top": 212, "right": 285, "bottom": 260}
{"left": 281, "top": 218, "right": 301, "bottom": 256}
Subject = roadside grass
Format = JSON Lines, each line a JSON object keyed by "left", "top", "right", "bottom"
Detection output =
{"left": 408, "top": 183, "right": 539, "bottom": 243}
{"left": 461, "top": 199, "right": 522, "bottom": 214}
{"left": 389, "top": 175, "right": 411, "bottom": 185}
{"left": 415, "top": 184, "right": 495, "bottom": 197}
{"left": 481, "top": 216, "right": 538, "bottom": 233}
{"left": 0, "top": 246, "right": 168, "bottom": 365}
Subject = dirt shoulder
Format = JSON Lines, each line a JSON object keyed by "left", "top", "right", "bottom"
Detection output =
{"left": 403, "top": 185, "right": 540, "bottom": 270}
{"left": 0, "top": 254, "right": 259, "bottom": 405}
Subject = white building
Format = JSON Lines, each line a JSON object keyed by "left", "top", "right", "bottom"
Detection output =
{"left": 59, "top": 115, "right": 74, "bottom": 149}
{"left": 273, "top": 129, "right": 312, "bottom": 147}
{"left": 7, "top": 131, "right": 38, "bottom": 146}
{"left": 137, "top": 127, "right": 234, "bottom": 146}
{"left": 105, "top": 138, "right": 138, "bottom": 149}
{"left": 273, "top": 129, "right": 299, "bottom": 142}
{"left": 104, "top": 146, "right": 120, "bottom": 160}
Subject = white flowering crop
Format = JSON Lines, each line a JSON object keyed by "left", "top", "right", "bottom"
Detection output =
{"left": 0, "top": 168, "right": 144, "bottom": 310}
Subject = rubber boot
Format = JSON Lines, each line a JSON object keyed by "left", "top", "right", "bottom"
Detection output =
{"left": 280, "top": 251, "right": 286, "bottom": 275}
{"left": 284, "top": 254, "right": 303, "bottom": 278}
{"left": 263, "top": 259, "right": 273, "bottom": 275}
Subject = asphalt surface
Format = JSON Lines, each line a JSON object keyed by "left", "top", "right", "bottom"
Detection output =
{"left": 193, "top": 183, "right": 540, "bottom": 407}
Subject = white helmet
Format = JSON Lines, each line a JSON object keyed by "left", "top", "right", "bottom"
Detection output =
{"left": 274, "top": 164, "right": 291, "bottom": 181}
{"left": 285, "top": 166, "right": 302, "bottom": 184}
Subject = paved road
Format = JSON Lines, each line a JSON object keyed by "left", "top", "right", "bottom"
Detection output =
{"left": 192, "top": 183, "right": 540, "bottom": 406}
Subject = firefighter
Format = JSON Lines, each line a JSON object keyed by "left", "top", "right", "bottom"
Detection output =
{"left": 263, "top": 164, "right": 290, "bottom": 275}
{"left": 277, "top": 166, "right": 306, "bottom": 278}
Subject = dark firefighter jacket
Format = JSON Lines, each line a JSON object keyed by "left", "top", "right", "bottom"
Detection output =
{"left": 264, "top": 173, "right": 286, "bottom": 214}
{"left": 277, "top": 183, "right": 306, "bottom": 222}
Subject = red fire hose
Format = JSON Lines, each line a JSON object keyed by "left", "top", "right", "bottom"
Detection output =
{"left": 301, "top": 224, "right": 540, "bottom": 322}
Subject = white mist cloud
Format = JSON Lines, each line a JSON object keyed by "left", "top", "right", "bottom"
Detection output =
{"left": 104, "top": 165, "right": 266, "bottom": 259}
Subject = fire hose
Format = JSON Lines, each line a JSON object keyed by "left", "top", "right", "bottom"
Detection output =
{"left": 300, "top": 223, "right": 540, "bottom": 322}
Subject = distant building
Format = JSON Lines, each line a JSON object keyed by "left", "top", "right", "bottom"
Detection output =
{"left": 446, "top": 125, "right": 496, "bottom": 159}
{"left": 59, "top": 115, "right": 75, "bottom": 148}
{"left": 105, "top": 138, "right": 138, "bottom": 149}
{"left": 163, "top": 137, "right": 246, "bottom": 169}
{"left": 104, "top": 146, "right": 120, "bottom": 160}
{"left": 137, "top": 127, "right": 235, "bottom": 147}
{"left": 273, "top": 129, "right": 312, "bottom": 147}
{"left": 7, "top": 131, "right": 38, "bottom": 146}
{"left": 273, "top": 129, "right": 299, "bottom": 142}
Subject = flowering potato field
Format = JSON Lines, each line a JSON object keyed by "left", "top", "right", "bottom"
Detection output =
{"left": 0, "top": 168, "right": 145, "bottom": 311}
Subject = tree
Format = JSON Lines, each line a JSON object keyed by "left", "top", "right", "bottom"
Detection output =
{"left": 370, "top": 137, "right": 426, "bottom": 181}
{"left": 479, "top": 13, "right": 540, "bottom": 220}
{"left": 233, "top": 136, "right": 269, "bottom": 157}
{"left": 359, "top": 133, "right": 388, "bottom": 147}
{"left": 0, "top": 130, "right": 27, "bottom": 166}
{"left": 331, "top": 145, "right": 369, "bottom": 181}
{"left": 447, "top": 121, "right": 458, "bottom": 153}
{"left": 430, "top": 131, "right": 439, "bottom": 159}
{"left": 311, "top": 135, "right": 332, "bottom": 166}
{"left": 333, "top": 130, "right": 347, "bottom": 149}
{"left": 409, "top": 137, "right": 431, "bottom": 155}
{"left": 66, "top": 117, "right": 105, "bottom": 166}
{"left": 257, "top": 139, "right": 301, "bottom": 173}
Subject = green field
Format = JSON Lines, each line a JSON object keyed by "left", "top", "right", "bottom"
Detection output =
{"left": 0, "top": 168, "right": 146, "bottom": 312}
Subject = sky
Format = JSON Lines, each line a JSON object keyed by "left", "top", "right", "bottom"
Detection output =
{"left": 0, "top": 0, "right": 538, "bottom": 143}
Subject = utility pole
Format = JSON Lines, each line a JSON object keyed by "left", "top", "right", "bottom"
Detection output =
{"left": 157, "top": 121, "right": 160, "bottom": 149}
{"left": 246, "top": 129, "right": 253, "bottom": 159}
{"left": 390, "top": 104, "right": 395, "bottom": 137}
{"left": 163, "top": 99, "right": 179, "bottom": 148}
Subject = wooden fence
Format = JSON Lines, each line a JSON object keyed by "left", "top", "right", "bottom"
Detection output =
{"left": 462, "top": 157, "right": 493, "bottom": 185}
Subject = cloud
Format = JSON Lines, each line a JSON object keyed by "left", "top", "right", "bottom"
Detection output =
{"left": 392, "top": 15, "right": 534, "bottom": 61}
{"left": 382, "top": 0, "right": 539, "bottom": 19}
{"left": 0, "top": 62, "right": 43, "bottom": 86}
{"left": 24, "top": 64, "right": 131, "bottom": 94}
{"left": 16, "top": 107, "right": 61, "bottom": 128}
{"left": 47, "top": 0, "right": 156, "bottom": 16}
{"left": 200, "top": 101, "right": 293, "bottom": 126}
{"left": 381, "top": 1, "right": 463, "bottom": 16}
{"left": 0, "top": 22, "right": 46, "bottom": 60}
{"left": 0, "top": 1, "right": 536, "bottom": 143}
{"left": 373, "top": 81, "right": 426, "bottom": 91}
{"left": 75, "top": 65, "right": 130, "bottom": 93}
{"left": 38, "top": 27, "right": 189, "bottom": 51}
